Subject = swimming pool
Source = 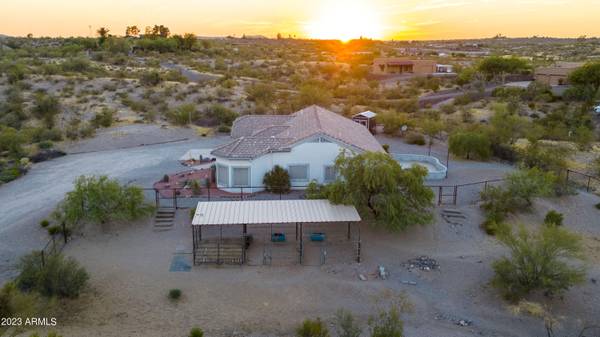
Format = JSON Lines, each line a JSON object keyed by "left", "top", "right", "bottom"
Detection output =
{"left": 392, "top": 153, "right": 447, "bottom": 180}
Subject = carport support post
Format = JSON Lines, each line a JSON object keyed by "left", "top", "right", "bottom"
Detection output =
{"left": 154, "top": 189, "right": 159, "bottom": 208}
{"left": 347, "top": 222, "right": 351, "bottom": 240}
{"left": 299, "top": 223, "right": 303, "bottom": 265}
{"left": 217, "top": 225, "right": 223, "bottom": 265}
{"left": 242, "top": 224, "right": 247, "bottom": 264}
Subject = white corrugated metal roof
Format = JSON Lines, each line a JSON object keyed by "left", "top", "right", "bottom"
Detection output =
{"left": 192, "top": 199, "right": 361, "bottom": 226}
{"left": 354, "top": 111, "right": 377, "bottom": 119}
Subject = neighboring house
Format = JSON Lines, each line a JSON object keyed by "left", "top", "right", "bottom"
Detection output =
{"left": 534, "top": 62, "right": 584, "bottom": 86}
{"left": 372, "top": 58, "right": 437, "bottom": 76}
{"left": 210, "top": 105, "right": 384, "bottom": 192}
{"left": 352, "top": 111, "right": 377, "bottom": 134}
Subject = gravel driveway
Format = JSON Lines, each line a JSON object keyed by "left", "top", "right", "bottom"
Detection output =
{"left": 0, "top": 129, "right": 229, "bottom": 282}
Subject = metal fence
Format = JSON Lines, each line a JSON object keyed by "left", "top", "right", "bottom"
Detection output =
{"left": 565, "top": 169, "right": 600, "bottom": 193}
{"left": 144, "top": 177, "right": 510, "bottom": 210}
{"left": 39, "top": 223, "right": 69, "bottom": 266}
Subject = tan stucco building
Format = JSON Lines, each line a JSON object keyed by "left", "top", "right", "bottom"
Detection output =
{"left": 534, "top": 62, "right": 584, "bottom": 86}
{"left": 372, "top": 58, "right": 437, "bottom": 76}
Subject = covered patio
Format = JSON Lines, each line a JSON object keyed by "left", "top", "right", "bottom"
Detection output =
{"left": 191, "top": 199, "right": 362, "bottom": 266}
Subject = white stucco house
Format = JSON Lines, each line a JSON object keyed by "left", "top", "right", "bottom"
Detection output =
{"left": 210, "top": 105, "right": 384, "bottom": 192}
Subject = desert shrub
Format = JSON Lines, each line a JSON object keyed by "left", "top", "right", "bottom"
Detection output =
{"left": 449, "top": 130, "right": 492, "bottom": 160}
{"left": 47, "top": 225, "right": 61, "bottom": 236}
{"left": 206, "top": 104, "right": 238, "bottom": 126}
{"left": 405, "top": 132, "right": 425, "bottom": 146}
{"left": 595, "top": 203, "right": 600, "bottom": 210}
{"left": 39, "top": 219, "right": 50, "bottom": 228}
{"left": 217, "top": 125, "right": 231, "bottom": 133}
{"left": 263, "top": 165, "right": 291, "bottom": 194}
{"left": 61, "top": 57, "right": 92, "bottom": 73}
{"left": 91, "top": 107, "right": 115, "bottom": 128}
{"left": 480, "top": 218, "right": 501, "bottom": 236}
{"left": 439, "top": 103, "right": 456, "bottom": 114}
{"left": 369, "top": 306, "right": 404, "bottom": 337}
{"left": 17, "top": 252, "right": 88, "bottom": 298}
{"left": 480, "top": 168, "right": 556, "bottom": 234}
{"left": 492, "top": 224, "right": 586, "bottom": 301}
{"left": 55, "top": 175, "right": 154, "bottom": 226}
{"left": 377, "top": 111, "right": 410, "bottom": 135}
{"left": 168, "top": 289, "right": 182, "bottom": 301}
{"left": 32, "top": 93, "right": 61, "bottom": 128}
{"left": 543, "top": 210, "right": 564, "bottom": 227}
{"left": 334, "top": 309, "right": 361, "bottom": 337}
{"left": 518, "top": 142, "right": 570, "bottom": 174}
{"left": 382, "top": 144, "right": 390, "bottom": 153}
{"left": 38, "top": 141, "right": 54, "bottom": 150}
{"left": 167, "top": 104, "right": 197, "bottom": 125}
{"left": 296, "top": 318, "right": 330, "bottom": 337}
{"left": 190, "top": 180, "right": 202, "bottom": 195}
{"left": 189, "top": 327, "right": 204, "bottom": 337}
{"left": 0, "top": 282, "right": 47, "bottom": 322}
{"left": 140, "top": 71, "right": 162, "bottom": 86}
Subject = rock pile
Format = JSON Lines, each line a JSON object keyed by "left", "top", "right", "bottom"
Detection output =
{"left": 405, "top": 256, "right": 440, "bottom": 271}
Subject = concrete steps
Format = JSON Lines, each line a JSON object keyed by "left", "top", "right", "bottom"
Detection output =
{"left": 154, "top": 208, "right": 175, "bottom": 231}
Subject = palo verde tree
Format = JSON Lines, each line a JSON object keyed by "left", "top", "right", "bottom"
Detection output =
{"left": 448, "top": 130, "right": 492, "bottom": 160}
{"left": 322, "top": 151, "right": 434, "bottom": 232}
{"left": 492, "top": 224, "right": 586, "bottom": 301}
{"left": 478, "top": 56, "right": 530, "bottom": 83}
{"left": 567, "top": 61, "right": 600, "bottom": 103}
{"left": 54, "top": 175, "right": 154, "bottom": 227}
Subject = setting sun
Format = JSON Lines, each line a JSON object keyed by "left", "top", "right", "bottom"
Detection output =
{"left": 304, "top": 0, "right": 384, "bottom": 41}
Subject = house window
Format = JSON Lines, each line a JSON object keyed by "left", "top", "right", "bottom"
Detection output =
{"left": 232, "top": 167, "right": 250, "bottom": 187}
{"left": 288, "top": 164, "right": 309, "bottom": 182}
{"left": 217, "top": 164, "right": 229, "bottom": 187}
{"left": 324, "top": 165, "right": 337, "bottom": 182}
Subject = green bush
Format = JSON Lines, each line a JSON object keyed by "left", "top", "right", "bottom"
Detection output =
{"left": 492, "top": 224, "right": 586, "bottom": 301}
{"left": 480, "top": 218, "right": 500, "bottom": 236}
{"left": 168, "top": 288, "right": 181, "bottom": 301}
{"left": 382, "top": 144, "right": 390, "bottom": 153}
{"left": 91, "top": 108, "right": 115, "bottom": 128}
{"left": 263, "top": 165, "right": 291, "bottom": 194}
{"left": 39, "top": 219, "right": 50, "bottom": 228}
{"left": 405, "top": 132, "right": 426, "bottom": 146}
{"left": 543, "top": 210, "right": 564, "bottom": 226}
{"left": 140, "top": 71, "right": 162, "bottom": 86}
{"left": 189, "top": 327, "right": 204, "bottom": 337}
{"left": 55, "top": 175, "right": 154, "bottom": 227}
{"left": 17, "top": 253, "right": 88, "bottom": 298}
{"left": 596, "top": 202, "right": 600, "bottom": 210}
{"left": 296, "top": 318, "right": 330, "bottom": 337}
{"left": 449, "top": 130, "right": 492, "bottom": 160}
{"left": 47, "top": 225, "right": 61, "bottom": 236}
{"left": 335, "top": 309, "right": 361, "bottom": 337}
{"left": 167, "top": 104, "right": 197, "bottom": 125}
{"left": 369, "top": 306, "right": 404, "bottom": 337}
{"left": 217, "top": 124, "right": 231, "bottom": 133}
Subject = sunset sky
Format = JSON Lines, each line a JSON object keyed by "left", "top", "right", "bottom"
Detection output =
{"left": 1, "top": 0, "right": 600, "bottom": 40}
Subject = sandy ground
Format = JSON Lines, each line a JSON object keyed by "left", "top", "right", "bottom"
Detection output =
{"left": 17, "top": 190, "right": 600, "bottom": 337}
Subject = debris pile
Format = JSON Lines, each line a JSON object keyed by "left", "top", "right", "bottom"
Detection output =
{"left": 434, "top": 313, "right": 473, "bottom": 327}
{"left": 405, "top": 256, "right": 440, "bottom": 271}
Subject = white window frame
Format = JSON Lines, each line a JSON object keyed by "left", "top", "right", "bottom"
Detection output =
{"left": 288, "top": 164, "right": 310, "bottom": 183}
{"left": 323, "top": 165, "right": 337, "bottom": 183}
{"left": 231, "top": 166, "right": 251, "bottom": 187}
{"left": 216, "top": 164, "right": 229, "bottom": 187}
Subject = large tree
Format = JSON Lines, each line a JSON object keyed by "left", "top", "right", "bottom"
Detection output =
{"left": 55, "top": 175, "right": 153, "bottom": 227}
{"left": 492, "top": 224, "right": 586, "bottom": 301}
{"left": 321, "top": 151, "right": 434, "bottom": 232}
{"left": 449, "top": 130, "right": 492, "bottom": 160}
{"left": 567, "top": 61, "right": 600, "bottom": 102}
